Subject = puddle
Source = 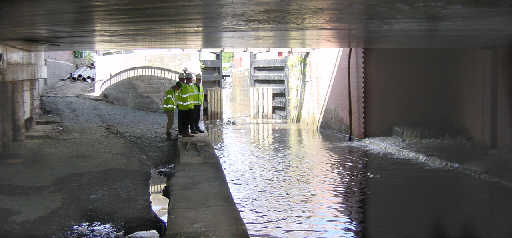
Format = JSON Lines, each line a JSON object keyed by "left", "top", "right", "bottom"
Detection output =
{"left": 56, "top": 222, "right": 121, "bottom": 238}
{"left": 149, "top": 169, "right": 169, "bottom": 223}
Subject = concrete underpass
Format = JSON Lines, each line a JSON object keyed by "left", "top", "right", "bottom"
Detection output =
{"left": 0, "top": 1, "right": 511, "bottom": 237}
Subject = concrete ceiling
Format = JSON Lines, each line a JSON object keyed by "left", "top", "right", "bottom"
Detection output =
{"left": 1, "top": 0, "right": 511, "bottom": 50}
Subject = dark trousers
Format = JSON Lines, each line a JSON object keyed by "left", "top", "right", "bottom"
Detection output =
{"left": 178, "top": 109, "right": 192, "bottom": 134}
{"left": 192, "top": 105, "right": 201, "bottom": 131}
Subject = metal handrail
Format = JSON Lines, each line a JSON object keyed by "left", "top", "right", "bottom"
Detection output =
{"left": 94, "top": 66, "right": 181, "bottom": 95}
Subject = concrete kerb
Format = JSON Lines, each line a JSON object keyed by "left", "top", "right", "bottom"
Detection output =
{"left": 166, "top": 132, "right": 249, "bottom": 238}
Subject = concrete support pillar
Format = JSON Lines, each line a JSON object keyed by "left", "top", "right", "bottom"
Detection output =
{"left": 12, "top": 80, "right": 25, "bottom": 142}
{"left": 0, "top": 81, "right": 13, "bottom": 151}
{"left": 30, "top": 79, "right": 40, "bottom": 121}
{"left": 0, "top": 45, "right": 46, "bottom": 149}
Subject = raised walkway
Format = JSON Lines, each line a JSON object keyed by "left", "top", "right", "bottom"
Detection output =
{"left": 166, "top": 133, "right": 248, "bottom": 237}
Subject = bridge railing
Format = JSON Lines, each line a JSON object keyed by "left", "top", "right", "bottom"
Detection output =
{"left": 94, "top": 66, "right": 181, "bottom": 96}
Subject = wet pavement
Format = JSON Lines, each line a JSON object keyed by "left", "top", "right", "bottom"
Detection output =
{"left": 0, "top": 96, "right": 173, "bottom": 237}
{"left": 209, "top": 123, "right": 512, "bottom": 238}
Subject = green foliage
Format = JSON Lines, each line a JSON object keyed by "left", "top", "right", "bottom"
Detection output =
{"left": 73, "top": 51, "right": 94, "bottom": 64}
{"left": 73, "top": 51, "right": 83, "bottom": 58}
{"left": 222, "top": 52, "right": 233, "bottom": 63}
{"left": 221, "top": 52, "right": 234, "bottom": 72}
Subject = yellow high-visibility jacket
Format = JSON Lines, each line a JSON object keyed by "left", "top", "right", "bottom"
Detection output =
{"left": 176, "top": 84, "right": 197, "bottom": 110}
{"left": 162, "top": 88, "right": 177, "bottom": 112}
{"left": 191, "top": 83, "right": 204, "bottom": 106}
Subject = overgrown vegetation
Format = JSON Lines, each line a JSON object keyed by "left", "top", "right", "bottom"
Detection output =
{"left": 222, "top": 52, "right": 234, "bottom": 72}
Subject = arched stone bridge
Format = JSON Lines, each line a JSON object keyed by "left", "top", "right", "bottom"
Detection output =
{"left": 94, "top": 66, "right": 181, "bottom": 96}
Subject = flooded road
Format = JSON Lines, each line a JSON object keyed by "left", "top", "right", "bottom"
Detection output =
{"left": 209, "top": 123, "right": 512, "bottom": 238}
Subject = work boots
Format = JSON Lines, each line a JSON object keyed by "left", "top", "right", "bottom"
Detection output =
{"left": 181, "top": 131, "right": 194, "bottom": 137}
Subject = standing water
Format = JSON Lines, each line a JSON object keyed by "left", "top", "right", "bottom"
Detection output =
{"left": 210, "top": 123, "right": 367, "bottom": 237}
{"left": 209, "top": 123, "right": 512, "bottom": 238}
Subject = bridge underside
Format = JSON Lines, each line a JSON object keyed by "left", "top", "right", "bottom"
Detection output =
{"left": 0, "top": 0, "right": 511, "bottom": 150}
{"left": 0, "top": 0, "right": 511, "bottom": 50}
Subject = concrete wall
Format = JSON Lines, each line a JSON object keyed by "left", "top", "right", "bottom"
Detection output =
{"left": 228, "top": 52, "right": 251, "bottom": 119}
{"left": 321, "top": 49, "right": 366, "bottom": 138}
{"left": 365, "top": 49, "right": 455, "bottom": 137}
{"left": 289, "top": 49, "right": 341, "bottom": 128}
{"left": 45, "top": 51, "right": 75, "bottom": 91}
{"left": 364, "top": 48, "right": 512, "bottom": 148}
{"left": 0, "top": 45, "right": 46, "bottom": 150}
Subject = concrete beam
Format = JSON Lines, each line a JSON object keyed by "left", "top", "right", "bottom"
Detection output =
{"left": 252, "top": 59, "right": 287, "bottom": 68}
{"left": 1, "top": 64, "right": 37, "bottom": 81}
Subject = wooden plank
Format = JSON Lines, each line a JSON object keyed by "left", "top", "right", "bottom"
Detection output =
{"left": 206, "top": 89, "right": 209, "bottom": 121}
{"left": 214, "top": 89, "right": 217, "bottom": 121}
{"left": 265, "top": 88, "right": 270, "bottom": 119}
{"left": 212, "top": 89, "right": 216, "bottom": 121}
{"left": 206, "top": 90, "right": 210, "bottom": 121}
{"left": 258, "top": 88, "right": 263, "bottom": 120}
{"left": 252, "top": 88, "right": 256, "bottom": 120}
{"left": 217, "top": 89, "right": 221, "bottom": 120}
{"left": 254, "top": 88, "right": 257, "bottom": 120}
{"left": 208, "top": 89, "right": 212, "bottom": 121}
{"left": 213, "top": 89, "right": 219, "bottom": 120}
{"left": 219, "top": 88, "right": 224, "bottom": 121}
{"left": 216, "top": 89, "right": 220, "bottom": 120}
{"left": 270, "top": 88, "right": 274, "bottom": 119}
{"left": 262, "top": 88, "right": 265, "bottom": 120}
{"left": 212, "top": 89, "right": 217, "bottom": 120}
{"left": 261, "top": 88, "right": 266, "bottom": 120}
{"left": 249, "top": 88, "right": 253, "bottom": 120}
{"left": 266, "top": 88, "right": 271, "bottom": 119}
{"left": 211, "top": 89, "right": 214, "bottom": 121}
{"left": 211, "top": 89, "right": 216, "bottom": 121}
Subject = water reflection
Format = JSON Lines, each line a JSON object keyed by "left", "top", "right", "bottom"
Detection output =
{"left": 149, "top": 170, "right": 168, "bottom": 223}
{"left": 212, "top": 123, "right": 512, "bottom": 237}
{"left": 212, "top": 123, "right": 367, "bottom": 237}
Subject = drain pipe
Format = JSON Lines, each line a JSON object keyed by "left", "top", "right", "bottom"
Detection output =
{"left": 347, "top": 48, "right": 353, "bottom": 141}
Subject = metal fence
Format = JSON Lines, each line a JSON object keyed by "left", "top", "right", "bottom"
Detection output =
{"left": 95, "top": 66, "right": 181, "bottom": 95}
